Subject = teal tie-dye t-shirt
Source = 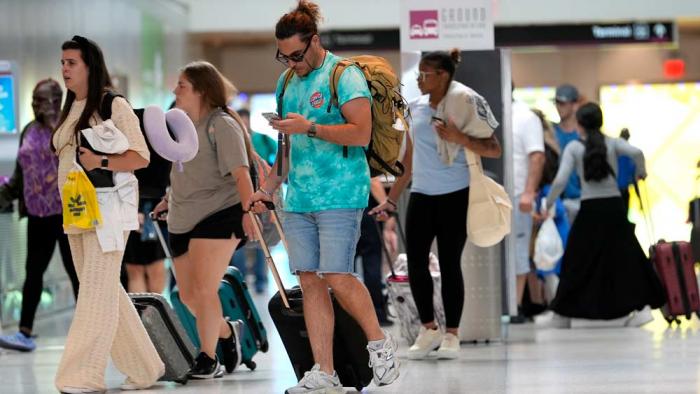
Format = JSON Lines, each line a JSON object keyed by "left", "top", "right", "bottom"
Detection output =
{"left": 275, "top": 52, "right": 371, "bottom": 213}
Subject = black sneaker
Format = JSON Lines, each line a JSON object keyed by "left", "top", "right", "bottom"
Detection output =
{"left": 188, "top": 352, "right": 224, "bottom": 379}
{"left": 219, "top": 319, "right": 243, "bottom": 373}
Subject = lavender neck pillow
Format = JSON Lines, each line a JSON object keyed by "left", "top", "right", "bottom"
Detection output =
{"left": 142, "top": 106, "right": 198, "bottom": 171}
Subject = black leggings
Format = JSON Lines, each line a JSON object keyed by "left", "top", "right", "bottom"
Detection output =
{"left": 406, "top": 188, "right": 468, "bottom": 328}
{"left": 20, "top": 214, "right": 79, "bottom": 331}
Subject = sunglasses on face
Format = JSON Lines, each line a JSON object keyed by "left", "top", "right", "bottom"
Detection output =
{"left": 275, "top": 38, "right": 313, "bottom": 66}
{"left": 416, "top": 70, "right": 439, "bottom": 82}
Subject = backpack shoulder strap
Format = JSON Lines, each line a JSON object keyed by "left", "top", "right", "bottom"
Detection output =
{"left": 98, "top": 91, "right": 123, "bottom": 120}
{"left": 327, "top": 59, "right": 355, "bottom": 113}
{"left": 205, "top": 108, "right": 228, "bottom": 148}
{"left": 276, "top": 69, "right": 295, "bottom": 116}
{"left": 276, "top": 69, "right": 295, "bottom": 176}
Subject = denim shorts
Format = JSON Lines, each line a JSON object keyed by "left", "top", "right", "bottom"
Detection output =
{"left": 282, "top": 208, "right": 364, "bottom": 276}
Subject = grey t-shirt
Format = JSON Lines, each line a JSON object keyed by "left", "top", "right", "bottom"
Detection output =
{"left": 546, "top": 136, "right": 646, "bottom": 210}
{"left": 168, "top": 110, "right": 249, "bottom": 234}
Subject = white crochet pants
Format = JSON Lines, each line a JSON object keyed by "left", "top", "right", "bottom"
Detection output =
{"left": 55, "top": 231, "right": 163, "bottom": 391}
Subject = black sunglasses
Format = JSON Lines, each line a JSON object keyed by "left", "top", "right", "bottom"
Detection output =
{"left": 275, "top": 37, "right": 313, "bottom": 66}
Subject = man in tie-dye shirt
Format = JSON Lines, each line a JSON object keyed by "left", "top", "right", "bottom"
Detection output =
{"left": 249, "top": 2, "right": 400, "bottom": 392}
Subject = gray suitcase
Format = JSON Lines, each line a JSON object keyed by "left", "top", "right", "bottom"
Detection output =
{"left": 129, "top": 293, "right": 196, "bottom": 384}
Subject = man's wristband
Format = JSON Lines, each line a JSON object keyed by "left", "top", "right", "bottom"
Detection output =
{"left": 386, "top": 198, "right": 397, "bottom": 209}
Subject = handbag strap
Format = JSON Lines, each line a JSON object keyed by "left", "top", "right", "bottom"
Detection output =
{"left": 464, "top": 147, "right": 483, "bottom": 177}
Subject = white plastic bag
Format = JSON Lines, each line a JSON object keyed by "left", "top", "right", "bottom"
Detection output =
{"left": 533, "top": 217, "right": 564, "bottom": 271}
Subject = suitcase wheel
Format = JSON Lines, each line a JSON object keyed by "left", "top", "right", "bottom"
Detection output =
{"left": 664, "top": 316, "right": 674, "bottom": 325}
{"left": 260, "top": 339, "right": 269, "bottom": 353}
{"left": 174, "top": 377, "right": 188, "bottom": 385}
{"left": 355, "top": 385, "right": 364, "bottom": 392}
{"left": 245, "top": 360, "right": 257, "bottom": 371}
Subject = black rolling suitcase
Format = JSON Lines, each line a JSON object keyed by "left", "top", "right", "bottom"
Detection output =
{"left": 248, "top": 207, "right": 372, "bottom": 392}
{"left": 129, "top": 293, "right": 196, "bottom": 384}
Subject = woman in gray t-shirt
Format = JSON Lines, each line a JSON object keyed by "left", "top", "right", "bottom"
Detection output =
{"left": 542, "top": 102, "right": 664, "bottom": 322}
{"left": 152, "top": 61, "right": 256, "bottom": 378}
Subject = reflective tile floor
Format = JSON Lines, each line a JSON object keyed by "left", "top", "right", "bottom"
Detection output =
{"left": 3, "top": 299, "right": 700, "bottom": 394}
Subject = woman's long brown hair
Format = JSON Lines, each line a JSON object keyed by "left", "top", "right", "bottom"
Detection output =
{"left": 181, "top": 61, "right": 255, "bottom": 170}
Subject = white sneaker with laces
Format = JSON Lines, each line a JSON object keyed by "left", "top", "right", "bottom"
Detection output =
{"left": 408, "top": 326, "right": 443, "bottom": 359}
{"left": 285, "top": 364, "right": 344, "bottom": 394}
{"left": 436, "top": 332, "right": 460, "bottom": 359}
{"left": 367, "top": 331, "right": 400, "bottom": 386}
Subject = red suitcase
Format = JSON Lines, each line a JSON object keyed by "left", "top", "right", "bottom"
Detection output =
{"left": 650, "top": 241, "right": 699, "bottom": 323}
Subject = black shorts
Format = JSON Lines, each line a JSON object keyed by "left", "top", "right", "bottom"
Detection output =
{"left": 169, "top": 204, "right": 246, "bottom": 258}
{"left": 123, "top": 229, "right": 167, "bottom": 265}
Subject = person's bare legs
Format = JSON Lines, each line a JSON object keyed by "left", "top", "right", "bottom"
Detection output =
{"left": 325, "top": 273, "right": 384, "bottom": 341}
{"left": 144, "top": 259, "right": 166, "bottom": 293}
{"left": 299, "top": 272, "right": 335, "bottom": 375}
{"left": 125, "top": 264, "right": 147, "bottom": 293}
{"left": 173, "top": 238, "right": 238, "bottom": 357}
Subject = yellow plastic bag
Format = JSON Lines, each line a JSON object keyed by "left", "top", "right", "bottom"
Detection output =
{"left": 62, "top": 162, "right": 102, "bottom": 230}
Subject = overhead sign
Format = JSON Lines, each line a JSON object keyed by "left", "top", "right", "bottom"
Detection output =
{"left": 400, "top": 0, "right": 494, "bottom": 52}
{"left": 495, "top": 22, "right": 675, "bottom": 47}
{"left": 320, "top": 29, "right": 399, "bottom": 51}
{"left": 0, "top": 73, "right": 17, "bottom": 134}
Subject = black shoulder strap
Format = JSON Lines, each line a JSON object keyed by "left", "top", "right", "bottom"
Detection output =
{"left": 98, "top": 91, "right": 123, "bottom": 120}
{"left": 276, "top": 70, "right": 294, "bottom": 176}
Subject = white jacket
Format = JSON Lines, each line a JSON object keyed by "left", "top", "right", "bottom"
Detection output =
{"left": 434, "top": 81, "right": 499, "bottom": 165}
{"left": 81, "top": 121, "right": 139, "bottom": 252}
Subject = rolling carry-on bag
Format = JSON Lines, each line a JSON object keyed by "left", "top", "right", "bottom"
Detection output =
{"left": 153, "top": 219, "right": 268, "bottom": 371}
{"left": 640, "top": 181, "right": 700, "bottom": 323}
{"left": 379, "top": 214, "right": 445, "bottom": 345}
{"left": 253, "top": 205, "right": 373, "bottom": 392}
{"left": 129, "top": 292, "right": 196, "bottom": 384}
{"left": 650, "top": 241, "right": 699, "bottom": 323}
{"left": 170, "top": 267, "right": 268, "bottom": 371}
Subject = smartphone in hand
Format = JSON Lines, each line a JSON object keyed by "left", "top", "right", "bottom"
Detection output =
{"left": 431, "top": 116, "right": 446, "bottom": 126}
{"left": 262, "top": 112, "right": 281, "bottom": 122}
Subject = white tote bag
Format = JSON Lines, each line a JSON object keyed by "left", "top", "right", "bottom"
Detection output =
{"left": 465, "top": 148, "right": 512, "bottom": 247}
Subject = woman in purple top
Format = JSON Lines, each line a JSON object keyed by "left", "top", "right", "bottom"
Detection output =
{"left": 0, "top": 79, "right": 79, "bottom": 352}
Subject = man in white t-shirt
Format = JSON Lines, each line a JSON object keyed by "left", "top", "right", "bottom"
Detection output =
{"left": 511, "top": 99, "right": 545, "bottom": 323}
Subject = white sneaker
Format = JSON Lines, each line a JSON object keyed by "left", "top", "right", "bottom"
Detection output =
{"left": 625, "top": 306, "right": 654, "bottom": 327}
{"left": 407, "top": 326, "right": 443, "bottom": 359}
{"left": 120, "top": 379, "right": 153, "bottom": 391}
{"left": 367, "top": 331, "right": 400, "bottom": 386}
{"left": 60, "top": 387, "right": 101, "bottom": 394}
{"left": 436, "top": 333, "right": 460, "bottom": 359}
{"left": 535, "top": 311, "right": 571, "bottom": 329}
{"left": 285, "top": 364, "right": 344, "bottom": 394}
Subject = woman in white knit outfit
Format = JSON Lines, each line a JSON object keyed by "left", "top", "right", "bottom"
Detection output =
{"left": 53, "top": 36, "right": 163, "bottom": 393}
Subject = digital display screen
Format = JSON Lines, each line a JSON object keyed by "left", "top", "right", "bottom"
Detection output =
{"left": 600, "top": 82, "right": 700, "bottom": 248}
{"left": 0, "top": 74, "right": 17, "bottom": 134}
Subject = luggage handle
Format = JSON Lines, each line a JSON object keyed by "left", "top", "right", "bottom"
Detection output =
{"left": 151, "top": 215, "right": 173, "bottom": 261}
{"left": 636, "top": 180, "right": 657, "bottom": 246}
{"left": 248, "top": 203, "right": 291, "bottom": 309}
{"left": 373, "top": 211, "right": 407, "bottom": 279}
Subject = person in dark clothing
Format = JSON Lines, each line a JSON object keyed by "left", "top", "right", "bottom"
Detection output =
{"left": 355, "top": 178, "right": 392, "bottom": 326}
{"left": 122, "top": 109, "right": 172, "bottom": 293}
{"left": 0, "top": 79, "right": 79, "bottom": 352}
{"left": 540, "top": 103, "right": 664, "bottom": 324}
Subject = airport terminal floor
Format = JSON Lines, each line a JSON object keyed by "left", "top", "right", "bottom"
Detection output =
{"left": 1, "top": 247, "right": 699, "bottom": 394}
